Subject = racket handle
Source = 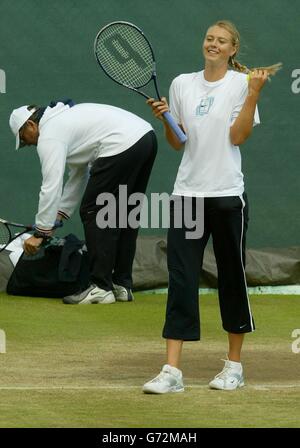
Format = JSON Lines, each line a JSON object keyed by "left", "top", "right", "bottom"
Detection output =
{"left": 162, "top": 111, "right": 187, "bottom": 144}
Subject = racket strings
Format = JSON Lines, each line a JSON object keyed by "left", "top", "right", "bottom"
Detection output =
{"left": 0, "top": 223, "right": 11, "bottom": 246}
{"left": 95, "top": 23, "right": 154, "bottom": 88}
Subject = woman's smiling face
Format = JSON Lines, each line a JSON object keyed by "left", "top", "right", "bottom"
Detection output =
{"left": 202, "top": 25, "right": 237, "bottom": 67}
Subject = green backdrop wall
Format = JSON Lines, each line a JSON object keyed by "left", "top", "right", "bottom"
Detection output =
{"left": 0, "top": 0, "right": 299, "bottom": 248}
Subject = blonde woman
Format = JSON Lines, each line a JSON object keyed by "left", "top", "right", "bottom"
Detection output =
{"left": 143, "top": 20, "right": 281, "bottom": 393}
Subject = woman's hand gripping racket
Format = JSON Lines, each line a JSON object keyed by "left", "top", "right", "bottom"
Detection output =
{"left": 0, "top": 218, "right": 63, "bottom": 253}
{"left": 94, "top": 21, "right": 187, "bottom": 144}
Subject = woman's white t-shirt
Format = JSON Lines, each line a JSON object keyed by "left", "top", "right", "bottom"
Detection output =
{"left": 169, "top": 70, "right": 260, "bottom": 197}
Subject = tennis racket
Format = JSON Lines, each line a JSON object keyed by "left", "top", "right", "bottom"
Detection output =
{"left": 94, "top": 21, "right": 187, "bottom": 144}
{"left": 0, "top": 218, "right": 63, "bottom": 253}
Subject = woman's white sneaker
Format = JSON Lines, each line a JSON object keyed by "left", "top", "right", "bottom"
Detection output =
{"left": 209, "top": 359, "right": 245, "bottom": 390}
{"left": 143, "top": 364, "right": 184, "bottom": 394}
{"left": 112, "top": 283, "right": 134, "bottom": 302}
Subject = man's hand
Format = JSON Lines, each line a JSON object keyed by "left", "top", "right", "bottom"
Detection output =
{"left": 54, "top": 215, "right": 64, "bottom": 229}
{"left": 23, "top": 236, "right": 43, "bottom": 256}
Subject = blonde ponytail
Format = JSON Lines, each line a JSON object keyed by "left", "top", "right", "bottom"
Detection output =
{"left": 249, "top": 62, "right": 283, "bottom": 77}
{"left": 229, "top": 57, "right": 250, "bottom": 74}
{"left": 230, "top": 58, "right": 283, "bottom": 78}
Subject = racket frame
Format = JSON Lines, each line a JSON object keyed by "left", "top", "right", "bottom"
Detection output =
{"left": 94, "top": 21, "right": 187, "bottom": 144}
{"left": 0, "top": 220, "right": 33, "bottom": 253}
{"left": 0, "top": 219, "right": 61, "bottom": 253}
{"left": 94, "top": 21, "right": 162, "bottom": 100}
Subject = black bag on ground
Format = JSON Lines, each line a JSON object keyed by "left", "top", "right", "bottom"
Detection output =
{"left": 6, "top": 234, "right": 90, "bottom": 298}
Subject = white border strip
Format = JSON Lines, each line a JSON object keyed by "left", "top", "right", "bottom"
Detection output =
{"left": 239, "top": 195, "right": 254, "bottom": 330}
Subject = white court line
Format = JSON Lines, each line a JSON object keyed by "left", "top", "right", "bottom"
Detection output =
{"left": 140, "top": 286, "right": 300, "bottom": 295}
{"left": 0, "top": 384, "right": 299, "bottom": 391}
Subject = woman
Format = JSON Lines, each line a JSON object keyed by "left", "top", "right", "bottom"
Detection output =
{"left": 143, "top": 20, "right": 281, "bottom": 392}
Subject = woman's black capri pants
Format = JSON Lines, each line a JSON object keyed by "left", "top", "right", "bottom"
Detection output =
{"left": 163, "top": 193, "right": 255, "bottom": 341}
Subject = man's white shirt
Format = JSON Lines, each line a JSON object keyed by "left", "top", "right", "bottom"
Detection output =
{"left": 35, "top": 103, "right": 152, "bottom": 230}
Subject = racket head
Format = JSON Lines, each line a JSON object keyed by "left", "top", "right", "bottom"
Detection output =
{"left": 0, "top": 221, "right": 12, "bottom": 248}
{"left": 0, "top": 218, "right": 32, "bottom": 229}
{"left": 94, "top": 21, "right": 156, "bottom": 90}
{"left": 0, "top": 218, "right": 33, "bottom": 252}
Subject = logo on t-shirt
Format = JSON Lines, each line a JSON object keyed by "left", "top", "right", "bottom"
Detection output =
{"left": 196, "top": 97, "right": 214, "bottom": 116}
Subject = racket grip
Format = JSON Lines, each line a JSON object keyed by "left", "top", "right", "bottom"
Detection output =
{"left": 162, "top": 111, "right": 187, "bottom": 144}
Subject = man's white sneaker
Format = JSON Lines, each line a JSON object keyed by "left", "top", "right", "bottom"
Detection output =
{"left": 63, "top": 285, "right": 116, "bottom": 304}
{"left": 143, "top": 364, "right": 184, "bottom": 394}
{"left": 209, "top": 359, "right": 245, "bottom": 390}
{"left": 112, "top": 283, "right": 134, "bottom": 302}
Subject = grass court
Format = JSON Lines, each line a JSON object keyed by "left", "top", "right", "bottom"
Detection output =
{"left": 0, "top": 292, "right": 299, "bottom": 428}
